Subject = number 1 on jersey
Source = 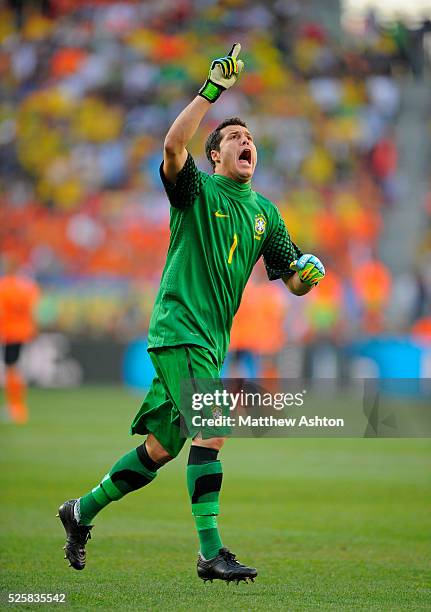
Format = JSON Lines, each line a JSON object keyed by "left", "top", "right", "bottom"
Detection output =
{"left": 228, "top": 233, "right": 238, "bottom": 264}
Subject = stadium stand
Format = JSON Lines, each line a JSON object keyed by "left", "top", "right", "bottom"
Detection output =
{"left": 1, "top": 0, "right": 429, "bottom": 352}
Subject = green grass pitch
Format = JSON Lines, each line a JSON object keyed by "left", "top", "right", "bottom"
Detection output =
{"left": 1, "top": 386, "right": 430, "bottom": 610}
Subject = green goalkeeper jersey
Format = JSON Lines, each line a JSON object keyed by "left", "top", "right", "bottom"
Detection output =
{"left": 147, "top": 153, "right": 302, "bottom": 368}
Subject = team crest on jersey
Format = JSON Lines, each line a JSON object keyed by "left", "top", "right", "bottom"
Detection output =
{"left": 212, "top": 405, "right": 223, "bottom": 419}
{"left": 254, "top": 214, "right": 267, "bottom": 240}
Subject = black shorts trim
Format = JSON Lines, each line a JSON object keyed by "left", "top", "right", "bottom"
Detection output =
{"left": 184, "top": 346, "right": 198, "bottom": 393}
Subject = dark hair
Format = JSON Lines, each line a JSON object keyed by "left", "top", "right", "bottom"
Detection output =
{"left": 205, "top": 117, "right": 248, "bottom": 170}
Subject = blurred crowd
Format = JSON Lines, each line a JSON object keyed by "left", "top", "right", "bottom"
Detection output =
{"left": 410, "top": 180, "right": 431, "bottom": 344}
{"left": 1, "top": 0, "right": 430, "bottom": 348}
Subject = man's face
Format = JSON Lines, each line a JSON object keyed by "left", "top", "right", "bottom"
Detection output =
{"left": 211, "top": 125, "right": 257, "bottom": 183}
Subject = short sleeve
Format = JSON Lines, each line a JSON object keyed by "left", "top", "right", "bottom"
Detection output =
{"left": 262, "top": 212, "right": 303, "bottom": 281}
{"left": 159, "top": 152, "right": 207, "bottom": 210}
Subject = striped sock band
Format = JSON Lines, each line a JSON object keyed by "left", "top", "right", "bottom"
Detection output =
{"left": 78, "top": 443, "right": 159, "bottom": 525}
{"left": 187, "top": 445, "right": 223, "bottom": 560}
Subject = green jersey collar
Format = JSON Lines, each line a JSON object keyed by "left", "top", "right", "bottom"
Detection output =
{"left": 212, "top": 173, "right": 252, "bottom": 196}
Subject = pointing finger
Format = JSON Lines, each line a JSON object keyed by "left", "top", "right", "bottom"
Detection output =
{"left": 228, "top": 42, "right": 241, "bottom": 58}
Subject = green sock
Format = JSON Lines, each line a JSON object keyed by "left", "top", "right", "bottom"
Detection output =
{"left": 187, "top": 446, "right": 223, "bottom": 560}
{"left": 78, "top": 443, "right": 159, "bottom": 525}
{"left": 194, "top": 515, "right": 223, "bottom": 560}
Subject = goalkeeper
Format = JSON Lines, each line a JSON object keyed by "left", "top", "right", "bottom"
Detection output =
{"left": 58, "top": 44, "right": 325, "bottom": 584}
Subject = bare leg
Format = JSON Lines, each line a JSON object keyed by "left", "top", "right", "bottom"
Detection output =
{"left": 145, "top": 432, "right": 174, "bottom": 465}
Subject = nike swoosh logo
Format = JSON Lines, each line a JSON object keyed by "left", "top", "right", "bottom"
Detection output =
{"left": 215, "top": 210, "right": 229, "bottom": 218}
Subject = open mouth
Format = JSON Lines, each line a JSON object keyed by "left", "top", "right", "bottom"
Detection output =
{"left": 238, "top": 148, "right": 252, "bottom": 166}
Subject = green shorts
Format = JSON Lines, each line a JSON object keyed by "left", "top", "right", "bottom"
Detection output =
{"left": 129, "top": 345, "right": 221, "bottom": 458}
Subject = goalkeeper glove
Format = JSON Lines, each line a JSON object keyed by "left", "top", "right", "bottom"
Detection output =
{"left": 289, "top": 254, "right": 325, "bottom": 286}
{"left": 199, "top": 43, "right": 244, "bottom": 103}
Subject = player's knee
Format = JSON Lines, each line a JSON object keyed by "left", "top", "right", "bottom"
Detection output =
{"left": 145, "top": 433, "right": 173, "bottom": 466}
{"left": 193, "top": 436, "right": 226, "bottom": 451}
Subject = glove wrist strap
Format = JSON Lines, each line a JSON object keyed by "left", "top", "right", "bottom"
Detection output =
{"left": 198, "top": 79, "right": 225, "bottom": 103}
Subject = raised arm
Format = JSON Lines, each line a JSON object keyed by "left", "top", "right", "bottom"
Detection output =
{"left": 162, "top": 43, "right": 244, "bottom": 184}
{"left": 163, "top": 97, "right": 211, "bottom": 184}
